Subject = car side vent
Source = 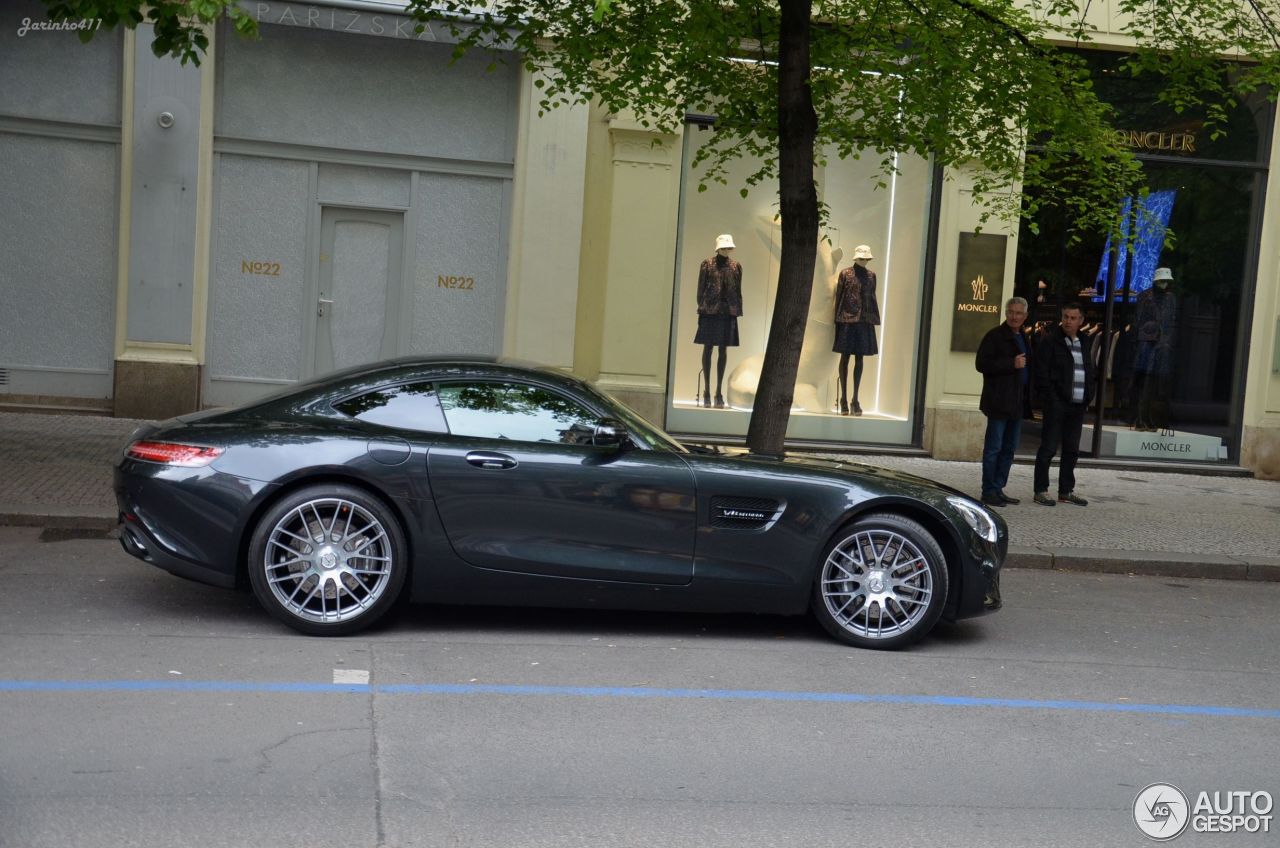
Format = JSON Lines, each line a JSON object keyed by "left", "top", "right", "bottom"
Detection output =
{"left": 0, "top": 367, "right": 8, "bottom": 386}
{"left": 710, "top": 496, "right": 782, "bottom": 529}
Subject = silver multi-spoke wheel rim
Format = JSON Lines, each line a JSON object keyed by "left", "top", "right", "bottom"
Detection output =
{"left": 821, "top": 529, "right": 934, "bottom": 640}
{"left": 262, "top": 498, "right": 394, "bottom": 624}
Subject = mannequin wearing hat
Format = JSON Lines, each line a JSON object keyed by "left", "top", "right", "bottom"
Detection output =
{"left": 694, "top": 234, "right": 743, "bottom": 408}
{"left": 1131, "top": 266, "right": 1177, "bottom": 431}
{"left": 831, "top": 244, "right": 881, "bottom": 415}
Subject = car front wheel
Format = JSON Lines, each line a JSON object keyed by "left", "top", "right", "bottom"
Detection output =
{"left": 247, "top": 484, "right": 407, "bottom": 636}
{"left": 812, "top": 512, "right": 948, "bottom": 650}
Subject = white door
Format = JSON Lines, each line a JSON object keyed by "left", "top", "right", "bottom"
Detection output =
{"left": 314, "top": 208, "right": 405, "bottom": 376}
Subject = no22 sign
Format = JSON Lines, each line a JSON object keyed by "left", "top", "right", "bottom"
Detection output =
{"left": 242, "top": 260, "right": 281, "bottom": 277}
{"left": 438, "top": 275, "right": 475, "bottom": 290}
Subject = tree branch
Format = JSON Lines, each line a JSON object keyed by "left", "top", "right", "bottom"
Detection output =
{"left": 1245, "top": 0, "right": 1280, "bottom": 50}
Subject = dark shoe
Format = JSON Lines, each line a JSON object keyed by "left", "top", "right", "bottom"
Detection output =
{"left": 981, "top": 493, "right": 1005, "bottom": 508}
{"left": 839, "top": 400, "right": 849, "bottom": 416}
{"left": 1058, "top": 492, "right": 1088, "bottom": 506}
{"left": 702, "top": 391, "right": 711, "bottom": 408}
{"left": 997, "top": 491, "right": 1020, "bottom": 505}
{"left": 852, "top": 401, "right": 863, "bottom": 416}
{"left": 714, "top": 393, "right": 726, "bottom": 409}
{"left": 1033, "top": 492, "right": 1056, "bottom": 506}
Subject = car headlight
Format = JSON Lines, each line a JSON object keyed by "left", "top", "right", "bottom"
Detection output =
{"left": 945, "top": 496, "right": 999, "bottom": 543}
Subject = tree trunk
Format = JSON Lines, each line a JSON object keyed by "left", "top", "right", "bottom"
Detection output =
{"left": 745, "top": 0, "right": 819, "bottom": 457}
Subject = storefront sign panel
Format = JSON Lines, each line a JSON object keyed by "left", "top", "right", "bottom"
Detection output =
{"left": 1113, "top": 429, "right": 1226, "bottom": 461}
{"left": 950, "top": 232, "right": 1005, "bottom": 353}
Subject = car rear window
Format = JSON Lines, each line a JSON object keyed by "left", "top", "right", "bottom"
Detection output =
{"left": 332, "top": 383, "right": 448, "bottom": 433}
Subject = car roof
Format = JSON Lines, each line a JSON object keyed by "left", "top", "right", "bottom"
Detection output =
{"left": 242, "top": 356, "right": 589, "bottom": 414}
{"left": 349, "top": 355, "right": 578, "bottom": 385}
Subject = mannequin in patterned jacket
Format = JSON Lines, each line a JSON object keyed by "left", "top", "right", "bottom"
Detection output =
{"left": 831, "top": 244, "right": 881, "bottom": 415}
{"left": 694, "top": 234, "right": 743, "bottom": 408}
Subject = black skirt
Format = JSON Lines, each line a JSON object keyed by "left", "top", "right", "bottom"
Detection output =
{"left": 833, "top": 322, "right": 878, "bottom": 355}
{"left": 694, "top": 314, "right": 740, "bottom": 347}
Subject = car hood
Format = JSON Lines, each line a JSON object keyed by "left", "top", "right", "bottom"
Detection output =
{"left": 704, "top": 450, "right": 973, "bottom": 502}
{"left": 792, "top": 456, "right": 972, "bottom": 498}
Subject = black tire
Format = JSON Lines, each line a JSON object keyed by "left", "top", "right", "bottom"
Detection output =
{"left": 247, "top": 484, "right": 408, "bottom": 636}
{"left": 811, "top": 512, "right": 949, "bottom": 650}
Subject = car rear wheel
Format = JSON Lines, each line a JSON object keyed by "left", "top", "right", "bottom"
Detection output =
{"left": 247, "top": 484, "right": 407, "bottom": 636}
{"left": 812, "top": 512, "right": 948, "bottom": 650}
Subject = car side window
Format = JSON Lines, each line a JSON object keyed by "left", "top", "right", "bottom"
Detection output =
{"left": 437, "top": 381, "right": 600, "bottom": 444}
{"left": 332, "top": 382, "right": 448, "bottom": 433}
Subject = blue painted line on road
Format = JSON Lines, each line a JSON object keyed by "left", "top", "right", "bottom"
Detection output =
{"left": 1, "top": 678, "right": 1278, "bottom": 719}
{"left": 0, "top": 679, "right": 370, "bottom": 694}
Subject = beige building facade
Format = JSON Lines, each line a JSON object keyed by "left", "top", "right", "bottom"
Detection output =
{"left": 2, "top": 0, "right": 1278, "bottom": 478}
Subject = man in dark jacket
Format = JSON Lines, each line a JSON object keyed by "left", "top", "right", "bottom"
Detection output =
{"left": 975, "top": 296, "right": 1031, "bottom": 507}
{"left": 1032, "top": 302, "right": 1095, "bottom": 506}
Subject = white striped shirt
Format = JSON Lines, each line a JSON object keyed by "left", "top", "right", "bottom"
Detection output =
{"left": 1066, "top": 336, "right": 1085, "bottom": 402}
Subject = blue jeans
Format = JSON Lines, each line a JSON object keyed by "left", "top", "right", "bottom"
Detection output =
{"left": 981, "top": 416, "right": 1022, "bottom": 497}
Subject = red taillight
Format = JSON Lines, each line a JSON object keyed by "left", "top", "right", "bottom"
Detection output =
{"left": 126, "top": 441, "right": 224, "bottom": 467}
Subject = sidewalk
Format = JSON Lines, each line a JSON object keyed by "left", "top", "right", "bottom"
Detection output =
{"left": 2, "top": 410, "right": 1277, "bottom": 580}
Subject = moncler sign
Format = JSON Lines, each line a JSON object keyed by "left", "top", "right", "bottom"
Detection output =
{"left": 950, "top": 232, "right": 1008, "bottom": 353}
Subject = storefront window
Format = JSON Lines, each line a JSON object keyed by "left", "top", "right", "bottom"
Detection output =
{"left": 1015, "top": 52, "right": 1273, "bottom": 463}
{"left": 665, "top": 122, "right": 934, "bottom": 445}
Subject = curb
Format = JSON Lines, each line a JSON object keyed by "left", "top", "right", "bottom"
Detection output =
{"left": 1006, "top": 545, "right": 1280, "bottom": 582}
{"left": 0, "top": 508, "right": 116, "bottom": 533}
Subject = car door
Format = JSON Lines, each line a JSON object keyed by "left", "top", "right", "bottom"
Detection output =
{"left": 427, "top": 379, "right": 697, "bottom": 585}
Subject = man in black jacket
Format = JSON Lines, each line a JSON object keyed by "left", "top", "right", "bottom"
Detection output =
{"left": 1033, "top": 303, "right": 1095, "bottom": 506}
{"left": 975, "top": 296, "right": 1031, "bottom": 507}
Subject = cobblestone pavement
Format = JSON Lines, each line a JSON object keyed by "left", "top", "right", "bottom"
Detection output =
{"left": 2, "top": 411, "right": 1277, "bottom": 575}
{"left": 0, "top": 412, "right": 146, "bottom": 515}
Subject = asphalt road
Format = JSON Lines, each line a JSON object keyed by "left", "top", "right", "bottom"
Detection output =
{"left": 2, "top": 526, "right": 1278, "bottom": 847}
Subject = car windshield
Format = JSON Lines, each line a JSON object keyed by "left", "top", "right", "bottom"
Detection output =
{"left": 582, "top": 384, "right": 688, "bottom": 453}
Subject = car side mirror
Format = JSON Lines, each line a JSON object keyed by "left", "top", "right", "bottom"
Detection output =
{"left": 592, "top": 418, "right": 629, "bottom": 448}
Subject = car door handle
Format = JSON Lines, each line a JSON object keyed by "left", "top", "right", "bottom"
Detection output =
{"left": 465, "top": 451, "right": 517, "bottom": 470}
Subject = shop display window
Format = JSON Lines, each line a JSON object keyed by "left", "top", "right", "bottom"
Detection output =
{"left": 1015, "top": 52, "right": 1272, "bottom": 464}
{"left": 1020, "top": 164, "right": 1265, "bottom": 463}
{"left": 665, "top": 124, "right": 934, "bottom": 445}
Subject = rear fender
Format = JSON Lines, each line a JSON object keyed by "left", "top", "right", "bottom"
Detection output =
{"left": 231, "top": 471, "right": 422, "bottom": 592}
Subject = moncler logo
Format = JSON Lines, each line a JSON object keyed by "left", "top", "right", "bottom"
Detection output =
{"left": 971, "top": 275, "right": 989, "bottom": 301}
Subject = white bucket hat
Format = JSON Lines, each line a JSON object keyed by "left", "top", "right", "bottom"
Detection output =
{"left": 715, "top": 234, "right": 736, "bottom": 251}
{"left": 1153, "top": 267, "right": 1173, "bottom": 282}
{"left": 852, "top": 244, "right": 874, "bottom": 260}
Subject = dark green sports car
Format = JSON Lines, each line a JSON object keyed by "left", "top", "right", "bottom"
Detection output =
{"left": 115, "top": 357, "right": 1004, "bottom": 649}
